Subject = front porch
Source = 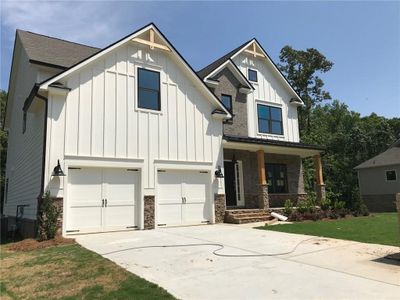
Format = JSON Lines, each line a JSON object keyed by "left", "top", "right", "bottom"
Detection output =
{"left": 217, "top": 135, "right": 325, "bottom": 223}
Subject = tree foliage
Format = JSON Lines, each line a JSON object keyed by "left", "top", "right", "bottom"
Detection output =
{"left": 279, "top": 46, "right": 400, "bottom": 207}
{"left": 278, "top": 46, "right": 333, "bottom": 134}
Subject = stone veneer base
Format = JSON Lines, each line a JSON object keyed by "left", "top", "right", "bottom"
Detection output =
{"left": 144, "top": 196, "right": 155, "bottom": 229}
{"left": 214, "top": 194, "right": 226, "bottom": 223}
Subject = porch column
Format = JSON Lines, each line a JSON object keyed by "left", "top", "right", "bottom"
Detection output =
{"left": 313, "top": 154, "right": 326, "bottom": 202}
{"left": 256, "top": 149, "right": 269, "bottom": 210}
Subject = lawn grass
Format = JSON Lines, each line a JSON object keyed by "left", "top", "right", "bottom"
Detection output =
{"left": 0, "top": 241, "right": 175, "bottom": 299}
{"left": 257, "top": 213, "right": 400, "bottom": 247}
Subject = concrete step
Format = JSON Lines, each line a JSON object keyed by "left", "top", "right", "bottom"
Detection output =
{"left": 224, "top": 209, "right": 273, "bottom": 224}
{"left": 226, "top": 209, "right": 265, "bottom": 214}
{"left": 231, "top": 216, "right": 272, "bottom": 224}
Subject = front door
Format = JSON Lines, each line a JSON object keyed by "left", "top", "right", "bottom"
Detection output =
{"left": 224, "top": 161, "right": 237, "bottom": 206}
{"left": 224, "top": 161, "right": 244, "bottom": 207}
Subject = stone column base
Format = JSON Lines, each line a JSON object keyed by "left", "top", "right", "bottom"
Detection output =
{"left": 316, "top": 184, "right": 326, "bottom": 203}
{"left": 144, "top": 196, "right": 155, "bottom": 230}
{"left": 258, "top": 184, "right": 269, "bottom": 210}
{"left": 53, "top": 197, "right": 64, "bottom": 236}
{"left": 214, "top": 194, "right": 226, "bottom": 223}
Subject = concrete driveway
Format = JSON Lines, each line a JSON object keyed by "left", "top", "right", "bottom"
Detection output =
{"left": 76, "top": 224, "right": 400, "bottom": 299}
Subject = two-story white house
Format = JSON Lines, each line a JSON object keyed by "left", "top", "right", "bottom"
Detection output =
{"left": 3, "top": 23, "right": 325, "bottom": 237}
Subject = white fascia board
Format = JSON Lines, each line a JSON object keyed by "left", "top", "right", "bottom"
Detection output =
{"left": 204, "top": 60, "right": 254, "bottom": 90}
{"left": 39, "top": 24, "right": 231, "bottom": 118}
{"left": 39, "top": 25, "right": 150, "bottom": 90}
{"left": 230, "top": 39, "right": 304, "bottom": 105}
{"left": 153, "top": 27, "right": 232, "bottom": 118}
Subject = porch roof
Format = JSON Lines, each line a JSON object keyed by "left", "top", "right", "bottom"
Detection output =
{"left": 223, "top": 135, "right": 325, "bottom": 158}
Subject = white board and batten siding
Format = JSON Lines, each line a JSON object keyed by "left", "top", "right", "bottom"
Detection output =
{"left": 44, "top": 42, "right": 224, "bottom": 228}
{"left": 232, "top": 53, "right": 300, "bottom": 143}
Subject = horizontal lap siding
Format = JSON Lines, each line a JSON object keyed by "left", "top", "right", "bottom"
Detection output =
{"left": 4, "top": 45, "right": 44, "bottom": 220}
{"left": 233, "top": 54, "right": 300, "bottom": 142}
{"left": 62, "top": 43, "right": 220, "bottom": 189}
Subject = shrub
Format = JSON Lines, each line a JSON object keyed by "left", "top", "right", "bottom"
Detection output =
{"left": 284, "top": 199, "right": 293, "bottom": 216}
{"left": 37, "top": 191, "right": 61, "bottom": 241}
{"left": 333, "top": 200, "right": 346, "bottom": 210}
{"left": 351, "top": 187, "right": 370, "bottom": 217}
{"left": 320, "top": 198, "right": 331, "bottom": 211}
{"left": 297, "top": 201, "right": 308, "bottom": 214}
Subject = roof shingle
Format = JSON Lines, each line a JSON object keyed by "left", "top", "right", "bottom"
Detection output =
{"left": 17, "top": 29, "right": 100, "bottom": 69}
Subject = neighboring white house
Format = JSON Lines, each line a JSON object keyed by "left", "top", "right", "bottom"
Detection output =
{"left": 3, "top": 23, "right": 324, "bottom": 237}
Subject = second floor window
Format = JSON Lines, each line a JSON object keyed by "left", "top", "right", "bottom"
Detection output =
{"left": 257, "top": 104, "right": 283, "bottom": 135}
{"left": 221, "top": 94, "right": 232, "bottom": 112}
{"left": 248, "top": 69, "right": 258, "bottom": 82}
{"left": 138, "top": 68, "right": 160, "bottom": 111}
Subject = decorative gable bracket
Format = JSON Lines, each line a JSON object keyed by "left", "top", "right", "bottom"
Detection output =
{"left": 132, "top": 29, "right": 171, "bottom": 52}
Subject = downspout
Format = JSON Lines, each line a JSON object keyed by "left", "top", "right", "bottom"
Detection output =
{"left": 36, "top": 93, "right": 48, "bottom": 197}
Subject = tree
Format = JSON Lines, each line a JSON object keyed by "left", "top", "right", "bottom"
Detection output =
{"left": 278, "top": 46, "right": 333, "bottom": 134}
{"left": 0, "top": 90, "right": 7, "bottom": 214}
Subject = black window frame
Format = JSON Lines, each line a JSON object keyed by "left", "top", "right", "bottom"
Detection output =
{"left": 248, "top": 68, "right": 258, "bottom": 82}
{"left": 265, "top": 163, "right": 288, "bottom": 194}
{"left": 257, "top": 104, "right": 283, "bottom": 135}
{"left": 386, "top": 170, "right": 397, "bottom": 181}
{"left": 137, "top": 67, "right": 161, "bottom": 111}
{"left": 221, "top": 94, "right": 233, "bottom": 112}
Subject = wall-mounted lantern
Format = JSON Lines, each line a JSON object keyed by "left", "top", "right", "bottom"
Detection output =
{"left": 215, "top": 165, "right": 224, "bottom": 178}
{"left": 51, "top": 160, "right": 66, "bottom": 177}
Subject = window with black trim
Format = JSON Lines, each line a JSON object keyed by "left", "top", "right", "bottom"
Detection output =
{"left": 386, "top": 170, "right": 397, "bottom": 181}
{"left": 248, "top": 69, "right": 258, "bottom": 82}
{"left": 221, "top": 94, "right": 232, "bottom": 112}
{"left": 257, "top": 104, "right": 283, "bottom": 135}
{"left": 138, "top": 68, "right": 160, "bottom": 111}
{"left": 266, "top": 164, "right": 288, "bottom": 193}
{"left": 22, "top": 111, "right": 27, "bottom": 134}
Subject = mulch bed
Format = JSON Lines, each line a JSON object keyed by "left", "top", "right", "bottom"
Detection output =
{"left": 7, "top": 236, "right": 75, "bottom": 252}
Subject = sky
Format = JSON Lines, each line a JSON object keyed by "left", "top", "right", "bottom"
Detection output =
{"left": 1, "top": 0, "right": 399, "bottom": 118}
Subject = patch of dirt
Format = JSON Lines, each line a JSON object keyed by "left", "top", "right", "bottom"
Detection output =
{"left": 7, "top": 236, "right": 75, "bottom": 252}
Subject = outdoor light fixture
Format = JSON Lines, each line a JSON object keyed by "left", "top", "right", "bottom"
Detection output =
{"left": 52, "top": 160, "right": 66, "bottom": 177}
{"left": 215, "top": 165, "right": 224, "bottom": 178}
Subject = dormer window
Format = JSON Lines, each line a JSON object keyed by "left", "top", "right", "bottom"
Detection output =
{"left": 221, "top": 94, "right": 232, "bottom": 112}
{"left": 248, "top": 69, "right": 258, "bottom": 82}
{"left": 257, "top": 104, "right": 283, "bottom": 135}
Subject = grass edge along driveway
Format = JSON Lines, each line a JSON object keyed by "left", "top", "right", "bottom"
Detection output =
{"left": 0, "top": 242, "right": 176, "bottom": 299}
{"left": 257, "top": 213, "right": 400, "bottom": 247}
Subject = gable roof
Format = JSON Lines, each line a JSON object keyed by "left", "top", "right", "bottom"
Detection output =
{"left": 355, "top": 140, "right": 400, "bottom": 169}
{"left": 197, "top": 38, "right": 304, "bottom": 103}
{"left": 38, "top": 23, "right": 231, "bottom": 117}
{"left": 17, "top": 30, "right": 100, "bottom": 69}
{"left": 197, "top": 39, "right": 252, "bottom": 79}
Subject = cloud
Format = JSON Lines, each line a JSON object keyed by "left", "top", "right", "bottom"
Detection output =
{"left": 1, "top": 0, "right": 122, "bottom": 47}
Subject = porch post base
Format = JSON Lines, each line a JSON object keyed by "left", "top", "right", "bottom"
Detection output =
{"left": 316, "top": 184, "right": 326, "bottom": 203}
{"left": 258, "top": 184, "right": 269, "bottom": 210}
{"left": 214, "top": 194, "right": 226, "bottom": 223}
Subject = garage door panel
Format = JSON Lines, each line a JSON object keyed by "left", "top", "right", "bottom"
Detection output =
{"left": 67, "top": 206, "right": 102, "bottom": 232}
{"left": 182, "top": 203, "right": 207, "bottom": 224}
{"left": 103, "top": 206, "right": 136, "bottom": 229}
{"left": 157, "top": 204, "right": 182, "bottom": 225}
{"left": 67, "top": 167, "right": 139, "bottom": 234}
{"left": 157, "top": 170, "right": 210, "bottom": 226}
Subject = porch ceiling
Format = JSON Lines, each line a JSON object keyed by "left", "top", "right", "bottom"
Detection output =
{"left": 223, "top": 136, "right": 324, "bottom": 158}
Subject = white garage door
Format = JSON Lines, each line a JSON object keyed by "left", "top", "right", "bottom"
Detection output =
{"left": 66, "top": 167, "right": 139, "bottom": 234}
{"left": 157, "top": 170, "right": 210, "bottom": 226}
